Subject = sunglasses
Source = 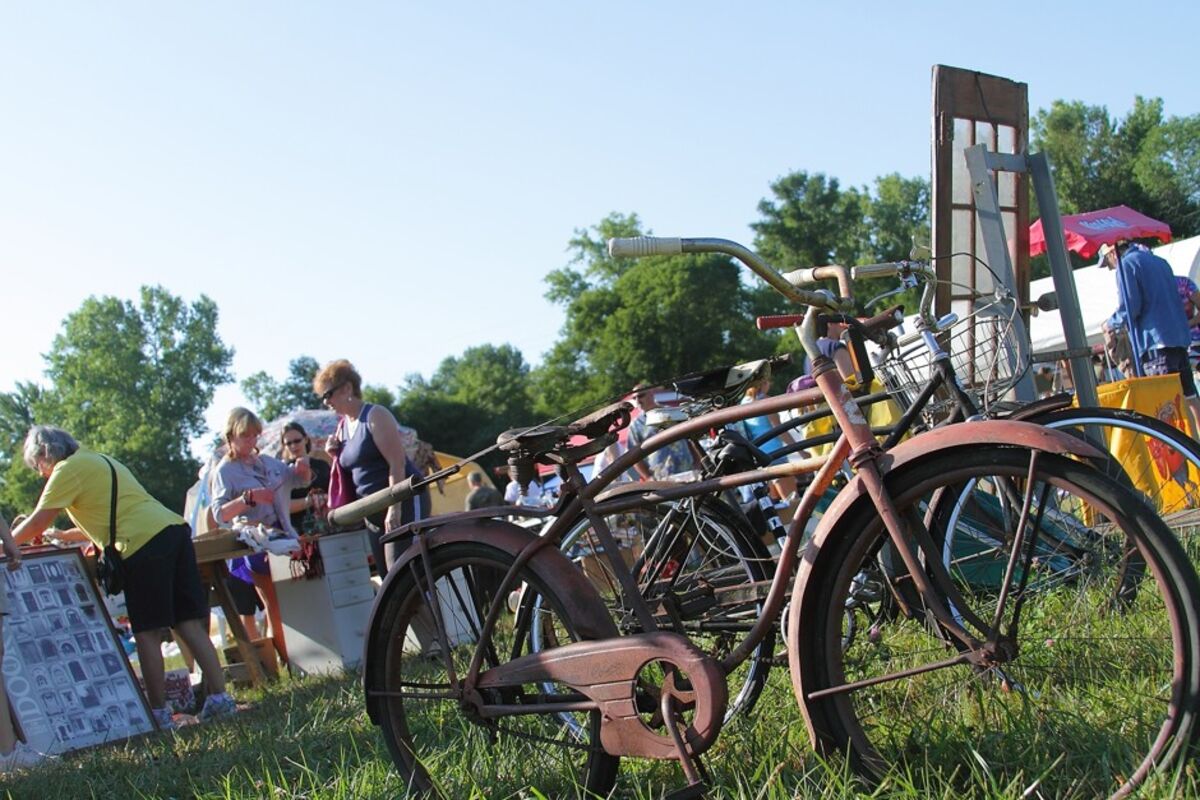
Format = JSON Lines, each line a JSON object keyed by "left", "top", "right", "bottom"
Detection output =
{"left": 283, "top": 437, "right": 305, "bottom": 447}
{"left": 319, "top": 383, "right": 344, "bottom": 403}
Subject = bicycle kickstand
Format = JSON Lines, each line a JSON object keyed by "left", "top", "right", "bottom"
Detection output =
{"left": 662, "top": 690, "right": 709, "bottom": 800}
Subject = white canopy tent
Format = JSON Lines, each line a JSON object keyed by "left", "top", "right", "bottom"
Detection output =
{"left": 1027, "top": 235, "right": 1200, "bottom": 356}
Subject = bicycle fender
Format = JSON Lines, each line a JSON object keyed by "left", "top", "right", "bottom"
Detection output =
{"left": 1001, "top": 392, "right": 1074, "bottom": 420}
{"left": 362, "top": 518, "right": 619, "bottom": 723}
{"left": 787, "top": 419, "right": 1106, "bottom": 749}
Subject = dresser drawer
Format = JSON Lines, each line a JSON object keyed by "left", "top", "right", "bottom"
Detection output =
{"left": 319, "top": 532, "right": 368, "bottom": 559}
{"left": 331, "top": 583, "right": 375, "bottom": 608}
{"left": 326, "top": 568, "right": 371, "bottom": 593}
{"left": 322, "top": 551, "right": 369, "bottom": 576}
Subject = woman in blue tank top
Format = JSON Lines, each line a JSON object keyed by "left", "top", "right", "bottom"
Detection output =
{"left": 314, "top": 359, "right": 428, "bottom": 574}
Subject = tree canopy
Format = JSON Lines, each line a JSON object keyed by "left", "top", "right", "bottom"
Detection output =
{"left": 1033, "top": 96, "right": 1200, "bottom": 237}
{"left": 242, "top": 355, "right": 323, "bottom": 422}
{"left": 0, "top": 287, "right": 232, "bottom": 517}
{"left": 532, "top": 213, "right": 778, "bottom": 415}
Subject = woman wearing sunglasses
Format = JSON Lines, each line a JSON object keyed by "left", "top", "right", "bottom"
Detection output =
{"left": 280, "top": 422, "right": 331, "bottom": 533}
{"left": 313, "top": 359, "right": 428, "bottom": 576}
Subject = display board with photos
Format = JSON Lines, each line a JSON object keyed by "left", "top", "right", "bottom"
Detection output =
{"left": 1, "top": 548, "right": 155, "bottom": 755}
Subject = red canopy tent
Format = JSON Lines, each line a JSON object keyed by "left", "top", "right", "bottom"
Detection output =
{"left": 1029, "top": 205, "right": 1172, "bottom": 260}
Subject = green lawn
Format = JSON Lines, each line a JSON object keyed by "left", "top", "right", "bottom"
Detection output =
{"left": 4, "top": 663, "right": 1198, "bottom": 800}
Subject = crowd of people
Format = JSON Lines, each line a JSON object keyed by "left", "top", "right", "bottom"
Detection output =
{"left": 0, "top": 358, "right": 438, "bottom": 762}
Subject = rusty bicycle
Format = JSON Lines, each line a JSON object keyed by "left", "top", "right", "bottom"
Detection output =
{"left": 332, "top": 236, "right": 1200, "bottom": 798}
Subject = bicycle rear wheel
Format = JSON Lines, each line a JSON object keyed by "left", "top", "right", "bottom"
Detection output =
{"left": 365, "top": 541, "right": 619, "bottom": 798}
{"left": 555, "top": 495, "right": 775, "bottom": 722}
{"left": 792, "top": 447, "right": 1200, "bottom": 797}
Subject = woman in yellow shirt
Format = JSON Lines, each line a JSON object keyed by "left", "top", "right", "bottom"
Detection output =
{"left": 12, "top": 425, "right": 235, "bottom": 730}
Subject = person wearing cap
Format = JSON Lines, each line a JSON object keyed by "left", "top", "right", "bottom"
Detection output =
{"left": 626, "top": 383, "right": 697, "bottom": 481}
{"left": 1100, "top": 240, "right": 1200, "bottom": 437}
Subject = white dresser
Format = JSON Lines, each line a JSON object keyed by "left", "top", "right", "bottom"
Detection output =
{"left": 268, "top": 530, "right": 376, "bottom": 676}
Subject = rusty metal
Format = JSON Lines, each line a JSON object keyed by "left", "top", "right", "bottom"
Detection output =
{"left": 475, "top": 631, "right": 727, "bottom": 761}
{"left": 362, "top": 517, "right": 620, "bottom": 713}
{"left": 721, "top": 433, "right": 852, "bottom": 672}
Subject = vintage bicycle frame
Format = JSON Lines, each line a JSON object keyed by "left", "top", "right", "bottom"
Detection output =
{"left": 354, "top": 297, "right": 1105, "bottom": 775}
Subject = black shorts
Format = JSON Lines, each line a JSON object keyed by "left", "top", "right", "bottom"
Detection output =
{"left": 225, "top": 576, "right": 263, "bottom": 617}
{"left": 122, "top": 523, "right": 210, "bottom": 634}
{"left": 1142, "top": 347, "right": 1198, "bottom": 398}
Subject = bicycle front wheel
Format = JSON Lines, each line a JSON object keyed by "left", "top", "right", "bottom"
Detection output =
{"left": 365, "top": 541, "right": 619, "bottom": 798}
{"left": 793, "top": 447, "right": 1200, "bottom": 797}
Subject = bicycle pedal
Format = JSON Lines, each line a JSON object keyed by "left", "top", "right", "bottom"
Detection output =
{"left": 664, "top": 782, "right": 707, "bottom": 800}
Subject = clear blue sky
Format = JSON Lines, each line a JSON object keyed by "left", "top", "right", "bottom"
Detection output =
{"left": 3, "top": 2, "right": 1198, "bottom": 457}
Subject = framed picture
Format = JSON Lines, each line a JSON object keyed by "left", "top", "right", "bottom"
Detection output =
{"left": 2, "top": 549, "right": 155, "bottom": 755}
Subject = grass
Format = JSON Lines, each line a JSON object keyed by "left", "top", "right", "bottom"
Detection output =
{"left": 4, "top": 658, "right": 1198, "bottom": 800}
{"left": 7, "top": 513, "right": 1200, "bottom": 798}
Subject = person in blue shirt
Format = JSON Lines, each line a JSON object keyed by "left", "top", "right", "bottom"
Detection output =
{"left": 1101, "top": 240, "right": 1200, "bottom": 437}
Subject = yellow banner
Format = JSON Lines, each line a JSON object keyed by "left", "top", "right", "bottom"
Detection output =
{"left": 1092, "top": 375, "right": 1198, "bottom": 514}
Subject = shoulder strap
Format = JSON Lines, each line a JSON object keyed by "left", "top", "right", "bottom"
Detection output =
{"left": 100, "top": 455, "right": 118, "bottom": 548}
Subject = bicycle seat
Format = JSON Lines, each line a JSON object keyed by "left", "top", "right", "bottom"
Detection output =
{"left": 672, "top": 355, "right": 790, "bottom": 407}
{"left": 497, "top": 425, "right": 568, "bottom": 456}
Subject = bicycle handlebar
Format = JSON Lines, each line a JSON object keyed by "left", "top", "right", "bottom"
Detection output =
{"left": 607, "top": 236, "right": 851, "bottom": 312}
{"left": 327, "top": 476, "right": 416, "bottom": 529}
{"left": 849, "top": 260, "right": 935, "bottom": 280}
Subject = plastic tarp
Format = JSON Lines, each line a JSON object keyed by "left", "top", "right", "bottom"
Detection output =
{"left": 1028, "top": 235, "right": 1200, "bottom": 355}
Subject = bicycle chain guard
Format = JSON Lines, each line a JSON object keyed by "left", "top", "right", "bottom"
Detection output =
{"left": 474, "top": 630, "right": 727, "bottom": 761}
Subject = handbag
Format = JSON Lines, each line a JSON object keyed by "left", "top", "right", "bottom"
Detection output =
{"left": 327, "top": 419, "right": 358, "bottom": 510}
{"left": 95, "top": 456, "right": 125, "bottom": 596}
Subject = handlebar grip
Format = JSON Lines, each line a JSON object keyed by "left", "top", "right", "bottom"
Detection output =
{"left": 327, "top": 477, "right": 415, "bottom": 529}
{"left": 607, "top": 237, "right": 683, "bottom": 258}
{"left": 756, "top": 314, "right": 805, "bottom": 330}
{"left": 850, "top": 262, "right": 900, "bottom": 279}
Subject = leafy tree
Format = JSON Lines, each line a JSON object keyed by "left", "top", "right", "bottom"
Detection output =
{"left": 361, "top": 384, "right": 398, "bottom": 410}
{"left": 0, "top": 383, "right": 47, "bottom": 518}
{"left": 868, "top": 173, "right": 931, "bottom": 261}
{"left": 394, "top": 344, "right": 537, "bottom": 466}
{"left": 1032, "top": 97, "right": 1200, "bottom": 238}
{"left": 242, "top": 355, "right": 323, "bottom": 421}
{"left": 750, "top": 170, "right": 929, "bottom": 316}
{"left": 751, "top": 171, "right": 870, "bottom": 270}
{"left": 533, "top": 213, "right": 777, "bottom": 415}
{"left": 16, "top": 286, "right": 234, "bottom": 514}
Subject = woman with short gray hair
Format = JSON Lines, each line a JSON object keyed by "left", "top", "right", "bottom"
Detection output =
{"left": 22, "top": 425, "right": 79, "bottom": 471}
{"left": 12, "top": 424, "right": 237, "bottom": 729}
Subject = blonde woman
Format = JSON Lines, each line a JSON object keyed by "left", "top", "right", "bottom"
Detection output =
{"left": 209, "top": 407, "right": 312, "bottom": 666}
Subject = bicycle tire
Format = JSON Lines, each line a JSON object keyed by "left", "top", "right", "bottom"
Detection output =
{"left": 365, "top": 541, "right": 619, "bottom": 798}
{"left": 553, "top": 494, "right": 776, "bottom": 722}
{"left": 791, "top": 447, "right": 1200, "bottom": 797}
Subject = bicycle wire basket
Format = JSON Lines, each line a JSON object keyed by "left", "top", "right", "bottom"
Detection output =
{"left": 873, "top": 280, "right": 1031, "bottom": 426}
